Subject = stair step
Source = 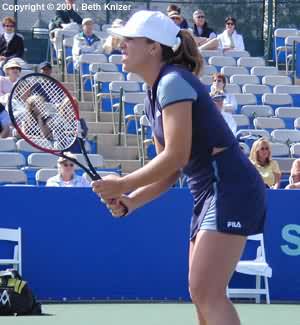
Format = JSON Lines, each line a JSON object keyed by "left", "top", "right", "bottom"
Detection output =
{"left": 88, "top": 122, "right": 113, "bottom": 134}
{"left": 100, "top": 146, "right": 138, "bottom": 160}
{"left": 103, "top": 159, "right": 141, "bottom": 174}
{"left": 96, "top": 133, "right": 138, "bottom": 147}
{"left": 79, "top": 102, "right": 94, "bottom": 112}
{"left": 80, "top": 111, "right": 96, "bottom": 122}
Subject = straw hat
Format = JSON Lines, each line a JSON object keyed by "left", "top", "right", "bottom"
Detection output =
{"left": 3, "top": 60, "right": 21, "bottom": 72}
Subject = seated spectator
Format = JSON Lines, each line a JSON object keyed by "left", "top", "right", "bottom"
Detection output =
{"left": 73, "top": 18, "right": 102, "bottom": 69}
{"left": 217, "top": 16, "right": 245, "bottom": 51}
{"left": 0, "top": 60, "right": 21, "bottom": 105}
{"left": 49, "top": 0, "right": 82, "bottom": 31}
{"left": 103, "top": 19, "right": 125, "bottom": 55}
{"left": 46, "top": 152, "right": 90, "bottom": 187}
{"left": 39, "top": 61, "right": 52, "bottom": 76}
{"left": 211, "top": 73, "right": 237, "bottom": 112}
{"left": 285, "top": 159, "right": 300, "bottom": 189}
{"left": 192, "top": 9, "right": 218, "bottom": 50}
{"left": 0, "top": 17, "right": 24, "bottom": 73}
{"left": 0, "top": 103, "right": 11, "bottom": 138}
{"left": 49, "top": 0, "right": 82, "bottom": 60}
{"left": 250, "top": 138, "right": 281, "bottom": 189}
{"left": 167, "top": 4, "right": 188, "bottom": 29}
{"left": 168, "top": 11, "right": 185, "bottom": 28}
{"left": 211, "top": 91, "right": 237, "bottom": 135}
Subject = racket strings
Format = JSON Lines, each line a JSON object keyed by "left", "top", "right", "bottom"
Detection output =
{"left": 12, "top": 76, "right": 78, "bottom": 151}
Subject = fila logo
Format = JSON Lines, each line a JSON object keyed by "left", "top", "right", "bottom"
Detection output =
{"left": 227, "top": 221, "right": 242, "bottom": 228}
{"left": 0, "top": 290, "right": 11, "bottom": 306}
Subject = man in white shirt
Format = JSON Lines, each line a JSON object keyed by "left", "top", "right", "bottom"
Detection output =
{"left": 46, "top": 152, "right": 90, "bottom": 187}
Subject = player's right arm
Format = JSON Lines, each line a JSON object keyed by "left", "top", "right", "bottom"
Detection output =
{"left": 107, "top": 136, "right": 180, "bottom": 217}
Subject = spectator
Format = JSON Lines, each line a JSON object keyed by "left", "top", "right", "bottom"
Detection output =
{"left": 250, "top": 138, "right": 281, "bottom": 189}
{"left": 46, "top": 152, "right": 90, "bottom": 187}
{"left": 167, "top": 4, "right": 188, "bottom": 29}
{"left": 211, "top": 91, "right": 237, "bottom": 136}
{"left": 0, "top": 17, "right": 24, "bottom": 73}
{"left": 39, "top": 61, "right": 52, "bottom": 76}
{"left": 49, "top": 0, "right": 82, "bottom": 31}
{"left": 103, "top": 19, "right": 125, "bottom": 55}
{"left": 0, "top": 103, "right": 11, "bottom": 138}
{"left": 168, "top": 11, "right": 184, "bottom": 28}
{"left": 0, "top": 60, "right": 21, "bottom": 105}
{"left": 192, "top": 9, "right": 218, "bottom": 50}
{"left": 217, "top": 16, "right": 245, "bottom": 51}
{"left": 210, "top": 73, "right": 237, "bottom": 112}
{"left": 285, "top": 159, "right": 300, "bottom": 189}
{"left": 73, "top": 18, "right": 102, "bottom": 69}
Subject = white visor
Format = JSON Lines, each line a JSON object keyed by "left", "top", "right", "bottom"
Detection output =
{"left": 107, "top": 10, "right": 181, "bottom": 49}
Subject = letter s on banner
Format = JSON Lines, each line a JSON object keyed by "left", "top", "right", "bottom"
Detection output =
{"left": 281, "top": 224, "right": 300, "bottom": 256}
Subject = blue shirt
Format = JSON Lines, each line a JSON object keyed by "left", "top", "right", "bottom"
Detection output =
{"left": 146, "top": 64, "right": 236, "bottom": 177}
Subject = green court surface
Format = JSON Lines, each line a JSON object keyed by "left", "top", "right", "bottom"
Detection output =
{"left": 1, "top": 303, "right": 299, "bottom": 325}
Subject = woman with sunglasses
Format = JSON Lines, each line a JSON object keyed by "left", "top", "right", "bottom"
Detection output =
{"left": 217, "top": 16, "right": 245, "bottom": 52}
{"left": 92, "top": 11, "right": 266, "bottom": 325}
{"left": 46, "top": 152, "right": 90, "bottom": 187}
{"left": 250, "top": 138, "right": 281, "bottom": 189}
{"left": 0, "top": 60, "right": 21, "bottom": 106}
{"left": 166, "top": 4, "right": 188, "bottom": 29}
{"left": 192, "top": 9, "right": 219, "bottom": 50}
{"left": 0, "top": 17, "right": 24, "bottom": 74}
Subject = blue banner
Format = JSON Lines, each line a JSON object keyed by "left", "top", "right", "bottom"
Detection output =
{"left": 0, "top": 187, "right": 299, "bottom": 301}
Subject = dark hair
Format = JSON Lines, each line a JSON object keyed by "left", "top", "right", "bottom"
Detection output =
{"left": 160, "top": 30, "right": 203, "bottom": 75}
{"left": 167, "top": 4, "right": 181, "bottom": 14}
{"left": 225, "top": 16, "right": 236, "bottom": 25}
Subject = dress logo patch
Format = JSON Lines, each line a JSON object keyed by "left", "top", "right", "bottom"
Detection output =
{"left": 227, "top": 221, "right": 242, "bottom": 229}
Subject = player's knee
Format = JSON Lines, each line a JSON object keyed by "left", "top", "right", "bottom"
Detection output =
{"left": 189, "top": 277, "right": 225, "bottom": 307}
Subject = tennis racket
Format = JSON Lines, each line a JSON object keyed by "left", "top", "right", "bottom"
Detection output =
{"left": 8, "top": 73, "right": 128, "bottom": 213}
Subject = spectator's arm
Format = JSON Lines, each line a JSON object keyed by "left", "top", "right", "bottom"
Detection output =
{"left": 235, "top": 34, "right": 245, "bottom": 51}
{"left": 273, "top": 172, "right": 281, "bottom": 189}
{"left": 271, "top": 160, "right": 281, "bottom": 189}
{"left": 0, "top": 125, "right": 10, "bottom": 138}
{"left": 69, "top": 10, "right": 82, "bottom": 25}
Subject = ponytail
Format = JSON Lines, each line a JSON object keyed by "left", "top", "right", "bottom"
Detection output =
{"left": 161, "top": 30, "right": 203, "bottom": 76}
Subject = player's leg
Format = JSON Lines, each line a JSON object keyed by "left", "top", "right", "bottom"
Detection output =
{"left": 189, "top": 230, "right": 246, "bottom": 325}
{"left": 189, "top": 240, "right": 207, "bottom": 325}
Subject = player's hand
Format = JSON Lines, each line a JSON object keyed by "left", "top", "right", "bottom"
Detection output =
{"left": 106, "top": 195, "right": 134, "bottom": 218}
{"left": 92, "top": 175, "right": 126, "bottom": 201}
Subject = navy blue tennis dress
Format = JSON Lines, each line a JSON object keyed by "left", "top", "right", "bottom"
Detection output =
{"left": 145, "top": 64, "right": 266, "bottom": 240}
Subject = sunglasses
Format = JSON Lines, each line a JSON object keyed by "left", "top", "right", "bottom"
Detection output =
{"left": 3, "top": 24, "right": 15, "bottom": 27}
{"left": 196, "top": 15, "right": 205, "bottom": 18}
{"left": 8, "top": 67, "right": 20, "bottom": 70}
{"left": 171, "top": 17, "right": 181, "bottom": 21}
{"left": 226, "top": 22, "right": 234, "bottom": 26}
{"left": 259, "top": 147, "right": 269, "bottom": 151}
{"left": 62, "top": 162, "right": 74, "bottom": 167}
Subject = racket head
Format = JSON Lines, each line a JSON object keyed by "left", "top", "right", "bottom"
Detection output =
{"left": 8, "top": 73, "right": 80, "bottom": 154}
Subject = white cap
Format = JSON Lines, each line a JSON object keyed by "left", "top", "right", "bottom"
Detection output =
{"left": 82, "top": 18, "right": 93, "bottom": 25}
{"left": 108, "top": 10, "right": 181, "bottom": 49}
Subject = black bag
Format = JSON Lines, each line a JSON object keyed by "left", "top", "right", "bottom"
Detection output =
{"left": 0, "top": 269, "right": 42, "bottom": 316}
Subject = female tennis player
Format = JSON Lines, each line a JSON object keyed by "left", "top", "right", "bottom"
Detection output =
{"left": 92, "top": 11, "right": 266, "bottom": 325}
